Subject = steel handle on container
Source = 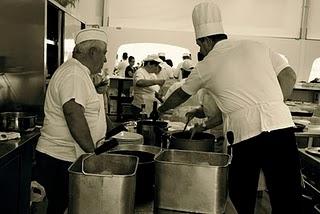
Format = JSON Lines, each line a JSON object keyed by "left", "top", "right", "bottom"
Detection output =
{"left": 226, "top": 131, "right": 234, "bottom": 165}
{"left": 94, "top": 138, "right": 119, "bottom": 155}
{"left": 81, "top": 153, "right": 96, "bottom": 175}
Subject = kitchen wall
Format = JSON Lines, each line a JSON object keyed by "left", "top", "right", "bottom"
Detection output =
{"left": 103, "top": 0, "right": 320, "bottom": 82}
{"left": 104, "top": 27, "right": 306, "bottom": 80}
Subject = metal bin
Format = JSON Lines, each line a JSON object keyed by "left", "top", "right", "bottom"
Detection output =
{"left": 68, "top": 153, "right": 138, "bottom": 214}
{"left": 154, "top": 150, "right": 231, "bottom": 213}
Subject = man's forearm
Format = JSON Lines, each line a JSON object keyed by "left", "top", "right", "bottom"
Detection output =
{"left": 158, "top": 87, "right": 191, "bottom": 113}
{"left": 63, "top": 100, "right": 95, "bottom": 153}
{"left": 136, "top": 79, "right": 161, "bottom": 87}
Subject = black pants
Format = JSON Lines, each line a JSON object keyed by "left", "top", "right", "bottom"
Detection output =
{"left": 34, "top": 151, "right": 72, "bottom": 214}
{"left": 228, "top": 128, "right": 302, "bottom": 214}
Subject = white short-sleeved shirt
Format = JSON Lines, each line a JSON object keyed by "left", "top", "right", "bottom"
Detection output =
{"left": 173, "top": 62, "right": 183, "bottom": 81}
{"left": 36, "top": 58, "right": 107, "bottom": 162}
{"left": 132, "top": 67, "right": 159, "bottom": 115}
{"left": 116, "top": 60, "right": 129, "bottom": 77}
{"left": 181, "top": 39, "right": 294, "bottom": 144}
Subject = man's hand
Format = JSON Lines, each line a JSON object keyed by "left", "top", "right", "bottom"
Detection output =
{"left": 156, "top": 79, "right": 165, "bottom": 86}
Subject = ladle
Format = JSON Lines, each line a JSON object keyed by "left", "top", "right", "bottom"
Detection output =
{"left": 183, "top": 116, "right": 192, "bottom": 132}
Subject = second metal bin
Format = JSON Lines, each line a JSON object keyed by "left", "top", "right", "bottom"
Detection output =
{"left": 154, "top": 150, "right": 231, "bottom": 214}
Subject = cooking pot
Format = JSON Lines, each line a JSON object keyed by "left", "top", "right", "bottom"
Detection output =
{"left": 0, "top": 112, "right": 36, "bottom": 132}
{"left": 108, "top": 144, "right": 161, "bottom": 204}
{"left": 136, "top": 120, "right": 168, "bottom": 147}
{"left": 168, "top": 131, "right": 215, "bottom": 152}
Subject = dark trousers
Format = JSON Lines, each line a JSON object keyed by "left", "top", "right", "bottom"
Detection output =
{"left": 228, "top": 128, "right": 302, "bottom": 214}
{"left": 34, "top": 151, "right": 72, "bottom": 214}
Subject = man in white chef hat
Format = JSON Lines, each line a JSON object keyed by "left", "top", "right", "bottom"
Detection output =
{"left": 159, "top": 1, "right": 302, "bottom": 213}
{"left": 34, "top": 28, "right": 108, "bottom": 214}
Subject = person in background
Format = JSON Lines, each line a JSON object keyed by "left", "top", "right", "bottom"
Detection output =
{"left": 165, "top": 59, "right": 173, "bottom": 67}
{"left": 34, "top": 28, "right": 108, "bottom": 214}
{"left": 114, "top": 52, "right": 129, "bottom": 77}
{"left": 157, "top": 52, "right": 174, "bottom": 80}
{"left": 173, "top": 52, "right": 192, "bottom": 80}
{"left": 158, "top": 2, "right": 301, "bottom": 214}
{"left": 125, "top": 56, "right": 136, "bottom": 78}
{"left": 162, "top": 59, "right": 200, "bottom": 122}
{"left": 158, "top": 52, "right": 166, "bottom": 62}
{"left": 163, "top": 59, "right": 196, "bottom": 102}
{"left": 132, "top": 54, "right": 165, "bottom": 116}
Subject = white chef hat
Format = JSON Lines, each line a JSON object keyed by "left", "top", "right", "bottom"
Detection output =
{"left": 158, "top": 52, "right": 166, "bottom": 57}
{"left": 183, "top": 53, "right": 190, "bottom": 57}
{"left": 181, "top": 59, "right": 196, "bottom": 72}
{"left": 75, "top": 28, "right": 107, "bottom": 45}
{"left": 192, "top": 1, "right": 224, "bottom": 39}
{"left": 143, "top": 54, "right": 163, "bottom": 63}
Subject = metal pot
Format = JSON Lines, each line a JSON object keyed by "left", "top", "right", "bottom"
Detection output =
{"left": 136, "top": 120, "right": 168, "bottom": 147}
{"left": 0, "top": 112, "right": 36, "bottom": 132}
{"left": 168, "top": 131, "right": 215, "bottom": 152}
{"left": 108, "top": 144, "right": 161, "bottom": 204}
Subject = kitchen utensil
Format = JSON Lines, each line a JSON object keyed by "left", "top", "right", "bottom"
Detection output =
{"left": 189, "top": 128, "right": 196, "bottom": 140}
{"left": 0, "top": 112, "right": 36, "bottom": 132}
{"left": 182, "top": 117, "right": 192, "bottom": 132}
{"left": 94, "top": 138, "right": 119, "bottom": 155}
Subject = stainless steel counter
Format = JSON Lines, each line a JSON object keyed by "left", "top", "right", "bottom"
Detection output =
{"left": 0, "top": 129, "right": 40, "bottom": 214}
{"left": 0, "top": 129, "right": 40, "bottom": 162}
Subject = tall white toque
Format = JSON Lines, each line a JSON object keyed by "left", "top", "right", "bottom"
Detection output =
{"left": 192, "top": 1, "right": 224, "bottom": 39}
{"left": 75, "top": 28, "right": 107, "bottom": 45}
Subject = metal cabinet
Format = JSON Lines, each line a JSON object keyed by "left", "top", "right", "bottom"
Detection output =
{"left": 0, "top": 0, "right": 84, "bottom": 115}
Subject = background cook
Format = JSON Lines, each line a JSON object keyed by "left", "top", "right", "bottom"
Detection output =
{"left": 131, "top": 54, "right": 165, "bottom": 116}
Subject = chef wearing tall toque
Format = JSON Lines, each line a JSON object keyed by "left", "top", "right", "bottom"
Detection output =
{"left": 34, "top": 28, "right": 108, "bottom": 214}
{"left": 159, "top": 1, "right": 302, "bottom": 214}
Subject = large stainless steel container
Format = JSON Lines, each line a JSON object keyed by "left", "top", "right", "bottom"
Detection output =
{"left": 68, "top": 153, "right": 138, "bottom": 214}
{"left": 108, "top": 144, "right": 161, "bottom": 204}
{"left": 154, "top": 150, "right": 231, "bottom": 213}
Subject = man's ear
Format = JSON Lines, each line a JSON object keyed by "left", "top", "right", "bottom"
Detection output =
{"left": 88, "top": 47, "right": 98, "bottom": 57}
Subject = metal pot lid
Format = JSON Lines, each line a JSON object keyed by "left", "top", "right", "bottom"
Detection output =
{"left": 112, "top": 131, "right": 143, "bottom": 141}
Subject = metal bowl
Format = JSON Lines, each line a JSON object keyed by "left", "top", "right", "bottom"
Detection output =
{"left": 0, "top": 112, "right": 36, "bottom": 132}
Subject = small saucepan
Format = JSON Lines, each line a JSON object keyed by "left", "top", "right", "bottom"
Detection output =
{"left": 0, "top": 112, "right": 37, "bottom": 132}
